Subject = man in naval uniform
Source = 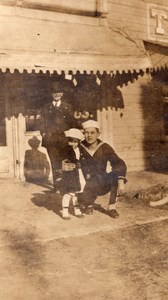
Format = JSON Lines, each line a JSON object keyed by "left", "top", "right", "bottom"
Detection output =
{"left": 78, "top": 120, "right": 127, "bottom": 218}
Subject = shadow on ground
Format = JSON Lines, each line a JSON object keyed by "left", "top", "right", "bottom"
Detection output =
{"left": 26, "top": 178, "right": 53, "bottom": 189}
{"left": 30, "top": 188, "right": 115, "bottom": 220}
{"left": 31, "top": 189, "right": 63, "bottom": 219}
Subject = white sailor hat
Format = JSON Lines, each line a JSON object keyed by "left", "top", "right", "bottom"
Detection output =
{"left": 82, "top": 120, "right": 100, "bottom": 130}
{"left": 64, "top": 128, "right": 84, "bottom": 140}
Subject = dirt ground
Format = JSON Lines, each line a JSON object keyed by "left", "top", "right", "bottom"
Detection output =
{"left": 1, "top": 219, "right": 168, "bottom": 300}
{"left": 0, "top": 171, "right": 168, "bottom": 300}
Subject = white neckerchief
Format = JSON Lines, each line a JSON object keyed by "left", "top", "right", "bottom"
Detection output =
{"left": 80, "top": 141, "right": 104, "bottom": 156}
{"left": 87, "top": 148, "right": 96, "bottom": 156}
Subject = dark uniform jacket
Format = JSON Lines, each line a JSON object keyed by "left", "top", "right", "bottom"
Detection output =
{"left": 59, "top": 145, "right": 81, "bottom": 195}
{"left": 79, "top": 139, "right": 127, "bottom": 183}
{"left": 40, "top": 101, "right": 74, "bottom": 148}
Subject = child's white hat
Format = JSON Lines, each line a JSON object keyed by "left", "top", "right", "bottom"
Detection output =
{"left": 82, "top": 120, "right": 100, "bottom": 130}
{"left": 64, "top": 128, "right": 84, "bottom": 140}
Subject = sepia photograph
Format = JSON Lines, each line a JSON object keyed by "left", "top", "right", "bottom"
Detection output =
{"left": 0, "top": 0, "right": 168, "bottom": 299}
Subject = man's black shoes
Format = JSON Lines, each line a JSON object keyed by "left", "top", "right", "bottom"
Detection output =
{"left": 75, "top": 214, "right": 85, "bottom": 218}
{"left": 108, "top": 209, "right": 119, "bottom": 218}
{"left": 50, "top": 187, "right": 60, "bottom": 194}
{"left": 84, "top": 206, "right": 93, "bottom": 215}
{"left": 82, "top": 206, "right": 119, "bottom": 218}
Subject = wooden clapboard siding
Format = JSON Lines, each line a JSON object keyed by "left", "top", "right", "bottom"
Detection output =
{"left": 143, "top": 0, "right": 168, "bottom": 6}
{"left": 100, "top": 0, "right": 166, "bottom": 172}
{"left": 113, "top": 126, "right": 161, "bottom": 138}
{"left": 122, "top": 158, "right": 151, "bottom": 170}
{"left": 108, "top": 0, "right": 144, "bottom": 9}
{"left": 116, "top": 150, "right": 154, "bottom": 160}
{"left": 112, "top": 110, "right": 142, "bottom": 118}
{"left": 108, "top": 0, "right": 168, "bottom": 42}
{"left": 108, "top": 10, "right": 146, "bottom": 25}
{"left": 111, "top": 73, "right": 164, "bottom": 171}
{"left": 107, "top": 0, "right": 148, "bottom": 40}
{"left": 114, "top": 142, "right": 161, "bottom": 152}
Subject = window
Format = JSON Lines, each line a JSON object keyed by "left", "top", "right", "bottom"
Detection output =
{"left": 25, "top": 74, "right": 50, "bottom": 132}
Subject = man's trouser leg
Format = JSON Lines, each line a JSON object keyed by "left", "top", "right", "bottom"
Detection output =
{"left": 105, "top": 172, "right": 119, "bottom": 217}
{"left": 79, "top": 172, "right": 118, "bottom": 207}
{"left": 47, "top": 147, "right": 61, "bottom": 188}
{"left": 106, "top": 172, "right": 118, "bottom": 205}
{"left": 92, "top": 173, "right": 117, "bottom": 200}
{"left": 79, "top": 178, "right": 98, "bottom": 207}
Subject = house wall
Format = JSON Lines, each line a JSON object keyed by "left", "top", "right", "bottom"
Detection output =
{"left": 107, "top": 0, "right": 148, "bottom": 41}
{"left": 108, "top": 0, "right": 168, "bottom": 41}
{"left": 0, "top": 0, "right": 168, "bottom": 178}
{"left": 107, "top": 0, "right": 168, "bottom": 172}
{"left": 112, "top": 74, "right": 167, "bottom": 171}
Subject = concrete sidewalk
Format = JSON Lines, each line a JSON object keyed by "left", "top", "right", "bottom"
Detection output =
{"left": 0, "top": 171, "right": 168, "bottom": 242}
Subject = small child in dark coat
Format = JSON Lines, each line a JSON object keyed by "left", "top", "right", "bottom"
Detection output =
{"left": 60, "top": 128, "right": 85, "bottom": 220}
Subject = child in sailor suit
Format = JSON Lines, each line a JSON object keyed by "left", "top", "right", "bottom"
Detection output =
{"left": 60, "top": 128, "right": 85, "bottom": 220}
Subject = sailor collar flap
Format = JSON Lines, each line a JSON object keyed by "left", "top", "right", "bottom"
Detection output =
{"left": 80, "top": 140, "right": 104, "bottom": 156}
